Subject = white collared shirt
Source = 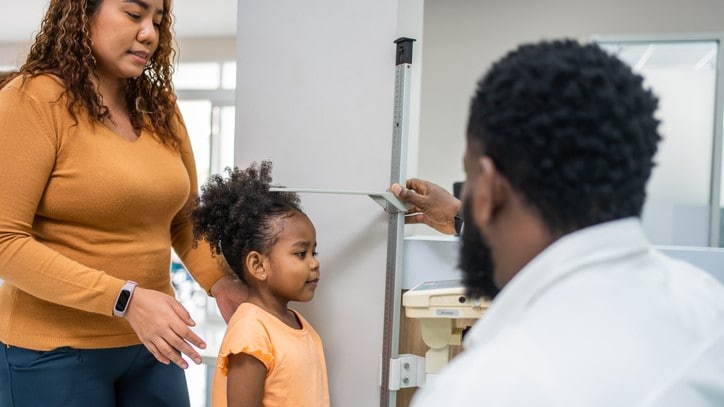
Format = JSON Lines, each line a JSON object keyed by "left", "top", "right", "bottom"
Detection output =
{"left": 412, "top": 218, "right": 724, "bottom": 406}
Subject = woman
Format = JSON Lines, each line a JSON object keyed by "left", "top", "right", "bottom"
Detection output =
{"left": 0, "top": 0, "right": 246, "bottom": 405}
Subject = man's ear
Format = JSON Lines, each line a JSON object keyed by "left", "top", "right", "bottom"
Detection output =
{"left": 471, "top": 156, "right": 506, "bottom": 225}
{"left": 245, "top": 251, "right": 268, "bottom": 282}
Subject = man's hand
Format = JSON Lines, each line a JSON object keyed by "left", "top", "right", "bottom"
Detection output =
{"left": 390, "top": 178, "right": 461, "bottom": 235}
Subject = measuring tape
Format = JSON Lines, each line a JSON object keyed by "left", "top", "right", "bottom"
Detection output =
{"left": 379, "top": 37, "right": 415, "bottom": 407}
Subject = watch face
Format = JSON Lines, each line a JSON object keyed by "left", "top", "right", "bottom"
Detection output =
{"left": 115, "top": 290, "right": 131, "bottom": 311}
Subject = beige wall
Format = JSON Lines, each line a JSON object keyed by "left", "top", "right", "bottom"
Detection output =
{"left": 417, "top": 0, "right": 724, "bottom": 207}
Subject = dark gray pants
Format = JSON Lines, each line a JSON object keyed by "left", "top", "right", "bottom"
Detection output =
{"left": 0, "top": 343, "right": 190, "bottom": 407}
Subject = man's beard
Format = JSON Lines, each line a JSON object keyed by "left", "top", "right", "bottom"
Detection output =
{"left": 459, "top": 196, "right": 500, "bottom": 300}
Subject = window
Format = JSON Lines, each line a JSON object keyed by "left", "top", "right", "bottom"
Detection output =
{"left": 173, "top": 61, "right": 237, "bottom": 407}
{"left": 596, "top": 36, "right": 724, "bottom": 247}
{"left": 175, "top": 61, "right": 237, "bottom": 188}
{"left": 171, "top": 61, "right": 236, "bottom": 316}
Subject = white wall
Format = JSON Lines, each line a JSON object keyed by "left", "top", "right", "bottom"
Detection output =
{"left": 0, "top": 42, "right": 30, "bottom": 68}
{"left": 0, "top": 37, "right": 235, "bottom": 68}
{"left": 417, "top": 0, "right": 724, "bottom": 203}
{"left": 234, "top": 0, "right": 422, "bottom": 405}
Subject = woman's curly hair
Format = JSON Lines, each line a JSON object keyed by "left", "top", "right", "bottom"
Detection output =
{"left": 191, "top": 161, "right": 302, "bottom": 282}
{"left": 467, "top": 39, "right": 661, "bottom": 235}
{"left": 1, "top": 0, "right": 181, "bottom": 149}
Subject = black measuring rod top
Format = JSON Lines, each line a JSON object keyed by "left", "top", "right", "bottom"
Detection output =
{"left": 394, "top": 37, "right": 416, "bottom": 65}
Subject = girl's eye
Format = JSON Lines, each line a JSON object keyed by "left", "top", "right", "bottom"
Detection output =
{"left": 312, "top": 251, "right": 319, "bottom": 257}
{"left": 127, "top": 12, "right": 140, "bottom": 19}
{"left": 296, "top": 252, "right": 306, "bottom": 258}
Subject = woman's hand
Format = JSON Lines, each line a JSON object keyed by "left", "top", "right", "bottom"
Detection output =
{"left": 210, "top": 274, "right": 249, "bottom": 323}
{"left": 123, "top": 287, "right": 206, "bottom": 369}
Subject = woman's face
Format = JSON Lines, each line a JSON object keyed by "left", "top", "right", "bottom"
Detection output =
{"left": 89, "top": 0, "right": 165, "bottom": 82}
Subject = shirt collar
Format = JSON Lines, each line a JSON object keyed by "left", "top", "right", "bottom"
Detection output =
{"left": 464, "top": 217, "right": 650, "bottom": 348}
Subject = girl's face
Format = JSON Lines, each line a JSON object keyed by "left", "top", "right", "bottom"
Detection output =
{"left": 89, "top": 0, "right": 164, "bottom": 82}
{"left": 265, "top": 212, "right": 320, "bottom": 303}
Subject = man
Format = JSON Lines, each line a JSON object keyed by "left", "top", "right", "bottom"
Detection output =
{"left": 392, "top": 39, "right": 724, "bottom": 406}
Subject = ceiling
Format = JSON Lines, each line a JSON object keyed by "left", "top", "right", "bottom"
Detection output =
{"left": 0, "top": 0, "right": 237, "bottom": 43}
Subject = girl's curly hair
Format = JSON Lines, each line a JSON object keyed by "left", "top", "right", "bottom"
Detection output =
{"left": 191, "top": 161, "right": 302, "bottom": 282}
{"left": 1, "top": 0, "right": 181, "bottom": 149}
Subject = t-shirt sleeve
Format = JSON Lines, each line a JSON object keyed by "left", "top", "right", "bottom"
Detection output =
{"left": 217, "top": 310, "right": 276, "bottom": 376}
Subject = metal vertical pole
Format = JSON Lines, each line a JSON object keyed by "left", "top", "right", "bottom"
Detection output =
{"left": 380, "top": 37, "right": 415, "bottom": 407}
{"left": 708, "top": 37, "right": 724, "bottom": 247}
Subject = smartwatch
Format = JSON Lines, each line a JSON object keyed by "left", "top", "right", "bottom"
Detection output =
{"left": 113, "top": 280, "right": 137, "bottom": 317}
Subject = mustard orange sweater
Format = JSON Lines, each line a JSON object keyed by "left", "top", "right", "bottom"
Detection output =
{"left": 0, "top": 75, "right": 225, "bottom": 350}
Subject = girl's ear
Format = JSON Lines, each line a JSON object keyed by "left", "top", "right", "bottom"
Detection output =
{"left": 245, "top": 251, "right": 268, "bottom": 282}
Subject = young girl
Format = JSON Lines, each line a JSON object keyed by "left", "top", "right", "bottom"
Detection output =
{"left": 192, "top": 161, "right": 330, "bottom": 407}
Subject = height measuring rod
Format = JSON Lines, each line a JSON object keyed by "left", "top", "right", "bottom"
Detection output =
{"left": 380, "top": 37, "right": 415, "bottom": 407}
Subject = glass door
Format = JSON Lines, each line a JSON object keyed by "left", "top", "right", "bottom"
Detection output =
{"left": 595, "top": 36, "right": 723, "bottom": 247}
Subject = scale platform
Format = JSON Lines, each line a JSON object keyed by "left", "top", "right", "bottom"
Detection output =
{"left": 403, "top": 279, "right": 489, "bottom": 319}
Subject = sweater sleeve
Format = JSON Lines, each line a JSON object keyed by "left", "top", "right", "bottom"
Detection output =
{"left": 169, "top": 108, "right": 228, "bottom": 293}
{"left": 0, "top": 79, "right": 124, "bottom": 315}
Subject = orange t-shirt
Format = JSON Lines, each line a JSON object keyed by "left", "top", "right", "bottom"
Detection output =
{"left": 212, "top": 303, "right": 330, "bottom": 407}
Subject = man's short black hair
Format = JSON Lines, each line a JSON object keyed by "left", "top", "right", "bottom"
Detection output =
{"left": 467, "top": 39, "right": 661, "bottom": 235}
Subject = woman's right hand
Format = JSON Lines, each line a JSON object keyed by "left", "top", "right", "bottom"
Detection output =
{"left": 123, "top": 287, "right": 206, "bottom": 369}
